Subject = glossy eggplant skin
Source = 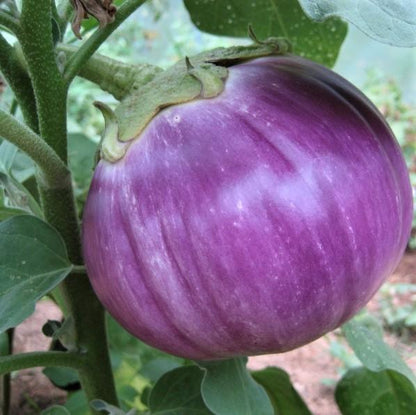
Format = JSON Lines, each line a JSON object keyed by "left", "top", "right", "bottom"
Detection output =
{"left": 83, "top": 56, "right": 412, "bottom": 360}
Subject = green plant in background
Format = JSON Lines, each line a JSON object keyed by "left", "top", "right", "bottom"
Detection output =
{"left": 377, "top": 283, "right": 416, "bottom": 335}
{"left": 362, "top": 69, "right": 416, "bottom": 248}
{"left": 0, "top": 1, "right": 416, "bottom": 415}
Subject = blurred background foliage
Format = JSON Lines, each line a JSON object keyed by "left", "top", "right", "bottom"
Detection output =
{"left": 1, "top": 1, "right": 416, "bottom": 411}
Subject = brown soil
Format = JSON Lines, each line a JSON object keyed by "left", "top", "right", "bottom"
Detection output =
{"left": 8, "top": 301, "right": 66, "bottom": 414}
{"left": 6, "top": 253, "right": 416, "bottom": 415}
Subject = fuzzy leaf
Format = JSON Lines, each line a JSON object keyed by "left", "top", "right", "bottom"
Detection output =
{"left": 184, "top": 0, "right": 347, "bottom": 67}
{"left": 335, "top": 367, "right": 416, "bottom": 414}
{"left": 342, "top": 318, "right": 416, "bottom": 388}
{"left": 198, "top": 357, "right": 273, "bottom": 415}
{"left": 252, "top": 367, "right": 312, "bottom": 414}
{"left": 0, "top": 216, "right": 72, "bottom": 333}
{"left": 149, "top": 365, "right": 212, "bottom": 414}
{"left": 42, "top": 406, "right": 71, "bottom": 415}
{"left": 298, "top": 0, "right": 416, "bottom": 47}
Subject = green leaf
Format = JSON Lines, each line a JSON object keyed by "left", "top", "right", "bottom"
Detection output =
{"left": 148, "top": 366, "right": 213, "bottom": 414}
{"left": 10, "top": 151, "right": 36, "bottom": 183}
{"left": 335, "top": 367, "right": 416, "bottom": 415}
{"left": 0, "top": 187, "right": 27, "bottom": 220}
{"left": 90, "top": 399, "right": 136, "bottom": 415}
{"left": 0, "top": 140, "right": 36, "bottom": 183}
{"left": 252, "top": 367, "right": 312, "bottom": 415}
{"left": 0, "top": 140, "right": 18, "bottom": 173}
{"left": 0, "top": 215, "right": 72, "bottom": 333}
{"left": 140, "top": 357, "right": 182, "bottom": 382}
{"left": 107, "top": 315, "right": 182, "bottom": 411}
{"left": 41, "top": 406, "right": 71, "bottom": 415}
{"left": 183, "top": 0, "right": 347, "bottom": 67}
{"left": 116, "top": 384, "right": 139, "bottom": 407}
{"left": 107, "top": 314, "right": 182, "bottom": 370}
{"left": 298, "top": 0, "right": 416, "bottom": 47}
{"left": 141, "top": 385, "right": 151, "bottom": 407}
{"left": 64, "top": 390, "right": 89, "bottom": 415}
{"left": 342, "top": 318, "right": 416, "bottom": 388}
{"left": 198, "top": 357, "right": 273, "bottom": 415}
{"left": 43, "top": 366, "right": 79, "bottom": 388}
{"left": 0, "top": 172, "right": 43, "bottom": 217}
{"left": 0, "top": 141, "right": 38, "bottom": 218}
{"left": 51, "top": 17, "right": 61, "bottom": 45}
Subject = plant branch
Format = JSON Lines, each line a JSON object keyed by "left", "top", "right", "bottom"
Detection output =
{"left": 60, "top": 274, "right": 119, "bottom": 410}
{"left": 10, "top": 98, "right": 18, "bottom": 115}
{"left": 15, "top": 1, "right": 121, "bottom": 410}
{"left": 0, "top": 351, "right": 87, "bottom": 376}
{"left": 63, "top": 0, "right": 146, "bottom": 86}
{"left": 19, "top": 0, "right": 68, "bottom": 161}
{"left": 59, "top": 43, "right": 162, "bottom": 99}
{"left": 0, "top": 110, "right": 70, "bottom": 189}
{"left": 57, "top": 0, "right": 74, "bottom": 36}
{"left": 0, "top": 9, "right": 20, "bottom": 34}
{"left": 0, "top": 34, "right": 38, "bottom": 131}
{"left": 1, "top": 328, "right": 13, "bottom": 415}
{"left": 51, "top": 0, "right": 60, "bottom": 22}
{"left": 51, "top": 0, "right": 65, "bottom": 41}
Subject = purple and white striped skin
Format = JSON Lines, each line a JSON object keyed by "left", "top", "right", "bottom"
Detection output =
{"left": 83, "top": 56, "right": 413, "bottom": 360}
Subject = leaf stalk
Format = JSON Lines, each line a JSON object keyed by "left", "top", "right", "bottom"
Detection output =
{"left": 0, "top": 110, "right": 70, "bottom": 189}
{"left": 0, "top": 351, "right": 87, "bottom": 376}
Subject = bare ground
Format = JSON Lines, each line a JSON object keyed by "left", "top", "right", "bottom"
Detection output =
{"left": 7, "top": 253, "right": 416, "bottom": 414}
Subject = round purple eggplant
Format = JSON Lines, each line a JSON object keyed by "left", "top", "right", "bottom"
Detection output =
{"left": 83, "top": 56, "right": 412, "bottom": 360}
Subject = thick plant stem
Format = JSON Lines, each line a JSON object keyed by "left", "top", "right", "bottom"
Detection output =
{"left": 37, "top": 185, "right": 83, "bottom": 263}
{"left": 59, "top": 44, "right": 162, "bottom": 100}
{"left": 63, "top": 0, "right": 146, "bottom": 85}
{"left": 17, "top": 1, "right": 119, "bottom": 410}
{"left": 0, "top": 34, "right": 38, "bottom": 131}
{"left": 37, "top": 145, "right": 120, "bottom": 414}
{"left": 19, "top": 0, "right": 68, "bottom": 162}
{"left": 37, "top": 179, "right": 119, "bottom": 410}
{"left": 36, "top": 176, "right": 120, "bottom": 412}
{"left": 18, "top": 0, "right": 79, "bottom": 257}
{"left": 60, "top": 272, "right": 118, "bottom": 406}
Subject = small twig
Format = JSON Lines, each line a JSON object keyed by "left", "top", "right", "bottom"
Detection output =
{"left": 1, "top": 328, "right": 14, "bottom": 415}
{"left": 0, "top": 351, "right": 87, "bottom": 376}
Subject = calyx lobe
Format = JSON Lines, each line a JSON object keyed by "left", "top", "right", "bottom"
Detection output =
{"left": 97, "top": 38, "right": 291, "bottom": 163}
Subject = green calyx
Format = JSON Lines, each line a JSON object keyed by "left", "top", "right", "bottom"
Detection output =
{"left": 186, "top": 58, "right": 228, "bottom": 98}
{"left": 97, "top": 37, "right": 291, "bottom": 163}
{"left": 94, "top": 102, "right": 129, "bottom": 164}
